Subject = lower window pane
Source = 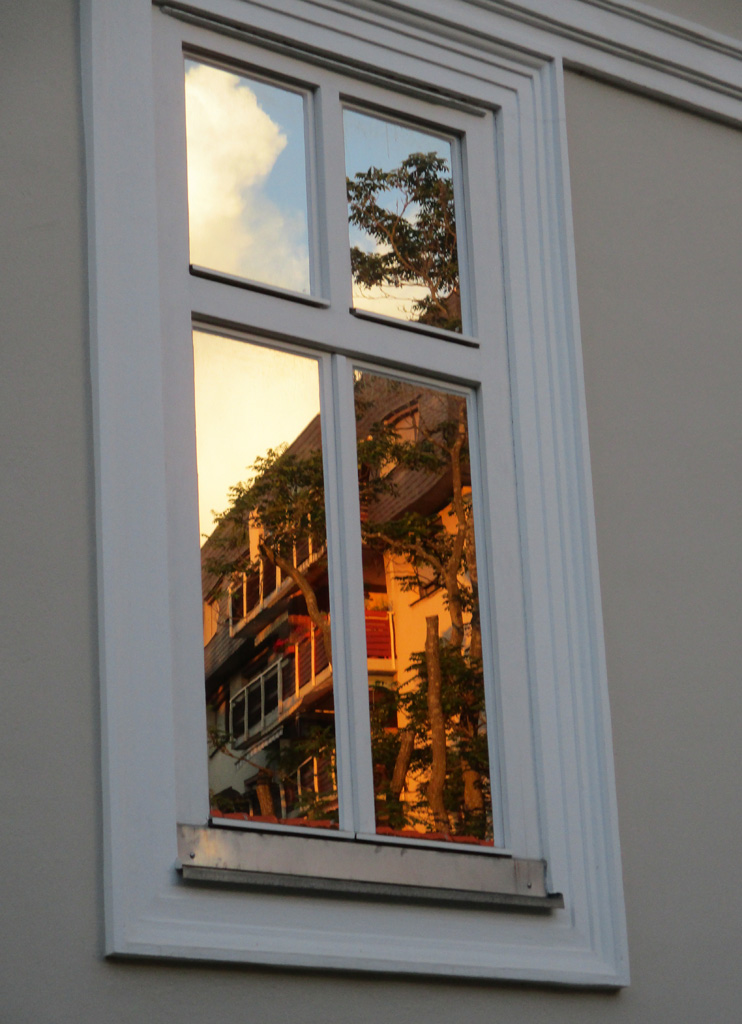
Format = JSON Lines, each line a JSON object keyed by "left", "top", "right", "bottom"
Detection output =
{"left": 194, "top": 331, "right": 337, "bottom": 828}
{"left": 354, "top": 369, "right": 493, "bottom": 844}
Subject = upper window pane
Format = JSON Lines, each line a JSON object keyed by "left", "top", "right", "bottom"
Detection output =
{"left": 185, "top": 60, "right": 311, "bottom": 293}
{"left": 344, "top": 109, "right": 462, "bottom": 333}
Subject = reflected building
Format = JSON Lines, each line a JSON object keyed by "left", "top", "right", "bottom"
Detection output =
{"left": 202, "top": 372, "right": 492, "bottom": 844}
{"left": 202, "top": 412, "right": 340, "bottom": 828}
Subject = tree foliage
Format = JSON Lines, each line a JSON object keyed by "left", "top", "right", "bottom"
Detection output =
{"left": 347, "top": 152, "right": 462, "bottom": 332}
{"left": 205, "top": 156, "right": 490, "bottom": 839}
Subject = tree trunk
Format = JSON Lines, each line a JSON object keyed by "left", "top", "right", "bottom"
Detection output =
{"left": 255, "top": 768, "right": 276, "bottom": 817}
{"left": 260, "top": 540, "right": 332, "bottom": 666}
{"left": 425, "top": 615, "right": 450, "bottom": 834}
{"left": 460, "top": 749, "right": 484, "bottom": 815}
{"left": 390, "top": 729, "right": 415, "bottom": 799}
{"left": 460, "top": 619, "right": 485, "bottom": 817}
{"left": 464, "top": 541, "right": 485, "bottom": 816}
{"left": 443, "top": 397, "right": 468, "bottom": 651}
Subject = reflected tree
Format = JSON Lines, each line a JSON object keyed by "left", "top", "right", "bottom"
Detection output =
{"left": 203, "top": 155, "right": 489, "bottom": 837}
{"left": 347, "top": 152, "right": 462, "bottom": 332}
{"left": 211, "top": 444, "right": 333, "bottom": 666}
{"left": 206, "top": 376, "right": 489, "bottom": 838}
{"left": 205, "top": 442, "right": 337, "bottom": 822}
{"left": 356, "top": 377, "right": 489, "bottom": 839}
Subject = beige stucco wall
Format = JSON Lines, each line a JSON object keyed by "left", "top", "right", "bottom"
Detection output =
{"left": 565, "top": 69, "right": 742, "bottom": 1019}
{"left": 643, "top": 0, "right": 740, "bottom": 37}
{"left": 1, "top": 2, "right": 740, "bottom": 1021}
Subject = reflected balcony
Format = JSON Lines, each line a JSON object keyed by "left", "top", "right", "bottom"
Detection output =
{"left": 228, "top": 609, "right": 396, "bottom": 753}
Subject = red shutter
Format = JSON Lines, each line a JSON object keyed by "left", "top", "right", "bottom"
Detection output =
{"left": 365, "top": 610, "right": 392, "bottom": 659}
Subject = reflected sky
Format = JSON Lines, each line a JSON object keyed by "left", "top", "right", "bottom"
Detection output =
{"left": 185, "top": 61, "right": 310, "bottom": 292}
{"left": 193, "top": 331, "right": 321, "bottom": 541}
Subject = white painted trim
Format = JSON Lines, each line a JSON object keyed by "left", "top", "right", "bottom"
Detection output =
{"left": 157, "top": 0, "right": 742, "bottom": 122}
{"left": 370, "top": 0, "right": 742, "bottom": 124}
{"left": 84, "top": 0, "right": 640, "bottom": 985}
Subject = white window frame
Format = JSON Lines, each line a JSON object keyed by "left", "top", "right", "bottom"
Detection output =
{"left": 229, "top": 661, "right": 285, "bottom": 746}
{"left": 84, "top": 0, "right": 629, "bottom": 984}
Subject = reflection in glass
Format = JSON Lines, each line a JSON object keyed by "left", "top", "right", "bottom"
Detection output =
{"left": 185, "top": 61, "right": 311, "bottom": 293}
{"left": 194, "top": 332, "right": 336, "bottom": 828}
{"left": 344, "top": 110, "right": 462, "bottom": 332}
{"left": 354, "top": 370, "right": 492, "bottom": 844}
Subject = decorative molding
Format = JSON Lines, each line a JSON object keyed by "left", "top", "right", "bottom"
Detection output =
{"left": 158, "top": 0, "right": 742, "bottom": 122}
{"left": 366, "top": 0, "right": 742, "bottom": 123}
{"left": 466, "top": 0, "right": 742, "bottom": 59}
{"left": 574, "top": 0, "right": 741, "bottom": 58}
{"left": 87, "top": 0, "right": 635, "bottom": 984}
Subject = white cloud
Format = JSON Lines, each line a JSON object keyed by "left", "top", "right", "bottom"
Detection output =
{"left": 185, "top": 63, "right": 310, "bottom": 293}
{"left": 352, "top": 281, "right": 430, "bottom": 321}
{"left": 349, "top": 204, "right": 431, "bottom": 321}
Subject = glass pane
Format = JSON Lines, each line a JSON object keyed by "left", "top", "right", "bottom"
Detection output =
{"left": 231, "top": 692, "right": 245, "bottom": 744}
{"left": 344, "top": 109, "right": 462, "bottom": 332}
{"left": 194, "top": 331, "right": 337, "bottom": 828}
{"left": 185, "top": 60, "right": 311, "bottom": 293}
{"left": 354, "top": 370, "right": 492, "bottom": 844}
{"left": 264, "top": 668, "right": 279, "bottom": 716}
{"left": 247, "top": 684, "right": 262, "bottom": 731}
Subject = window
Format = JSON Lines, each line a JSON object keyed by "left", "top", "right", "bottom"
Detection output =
{"left": 86, "top": 0, "right": 627, "bottom": 984}
{"left": 202, "top": 597, "right": 219, "bottom": 645}
{"left": 228, "top": 661, "right": 285, "bottom": 750}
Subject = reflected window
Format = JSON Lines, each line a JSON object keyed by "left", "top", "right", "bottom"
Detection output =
{"left": 203, "top": 598, "right": 219, "bottom": 646}
{"left": 194, "top": 332, "right": 337, "bottom": 828}
{"left": 354, "top": 370, "right": 492, "bottom": 843}
{"left": 344, "top": 110, "right": 462, "bottom": 332}
{"left": 185, "top": 60, "right": 311, "bottom": 293}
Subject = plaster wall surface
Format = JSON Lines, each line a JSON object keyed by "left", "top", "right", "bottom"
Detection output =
{"left": 642, "top": 0, "right": 741, "bottom": 37}
{"left": 1, "top": 2, "right": 740, "bottom": 1022}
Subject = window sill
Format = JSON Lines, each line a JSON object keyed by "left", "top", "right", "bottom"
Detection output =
{"left": 177, "top": 824, "right": 563, "bottom": 910}
{"left": 348, "top": 307, "right": 480, "bottom": 348}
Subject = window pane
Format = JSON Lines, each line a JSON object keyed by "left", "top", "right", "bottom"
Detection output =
{"left": 194, "top": 332, "right": 337, "bottom": 828}
{"left": 185, "top": 60, "right": 311, "bottom": 293}
{"left": 231, "top": 692, "right": 246, "bottom": 744}
{"left": 263, "top": 667, "right": 279, "bottom": 716}
{"left": 247, "top": 683, "right": 262, "bottom": 731}
{"left": 354, "top": 370, "right": 492, "bottom": 844}
{"left": 230, "top": 578, "right": 245, "bottom": 626}
{"left": 344, "top": 110, "right": 462, "bottom": 332}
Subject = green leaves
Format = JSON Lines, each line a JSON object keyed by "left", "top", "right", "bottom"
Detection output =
{"left": 347, "top": 152, "right": 462, "bottom": 332}
{"left": 371, "top": 642, "right": 490, "bottom": 839}
{"left": 215, "top": 444, "right": 326, "bottom": 560}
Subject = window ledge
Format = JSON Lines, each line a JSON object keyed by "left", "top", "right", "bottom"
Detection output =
{"left": 177, "top": 824, "right": 563, "bottom": 910}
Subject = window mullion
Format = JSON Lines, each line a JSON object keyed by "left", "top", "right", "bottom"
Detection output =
{"left": 321, "top": 353, "right": 376, "bottom": 835}
{"left": 314, "top": 79, "right": 353, "bottom": 314}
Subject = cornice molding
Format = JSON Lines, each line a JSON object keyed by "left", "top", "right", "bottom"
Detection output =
{"left": 156, "top": 0, "right": 742, "bottom": 122}
{"left": 369, "top": 0, "right": 742, "bottom": 123}
{"left": 471, "top": 0, "right": 742, "bottom": 58}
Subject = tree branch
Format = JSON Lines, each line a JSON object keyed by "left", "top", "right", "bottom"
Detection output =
{"left": 260, "top": 540, "right": 332, "bottom": 667}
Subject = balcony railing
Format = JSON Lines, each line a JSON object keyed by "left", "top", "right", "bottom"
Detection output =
{"left": 289, "top": 610, "right": 395, "bottom": 694}
{"left": 229, "top": 610, "right": 395, "bottom": 748}
{"left": 229, "top": 537, "right": 322, "bottom": 634}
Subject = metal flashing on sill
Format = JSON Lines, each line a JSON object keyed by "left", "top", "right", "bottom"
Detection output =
{"left": 177, "top": 824, "right": 564, "bottom": 910}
